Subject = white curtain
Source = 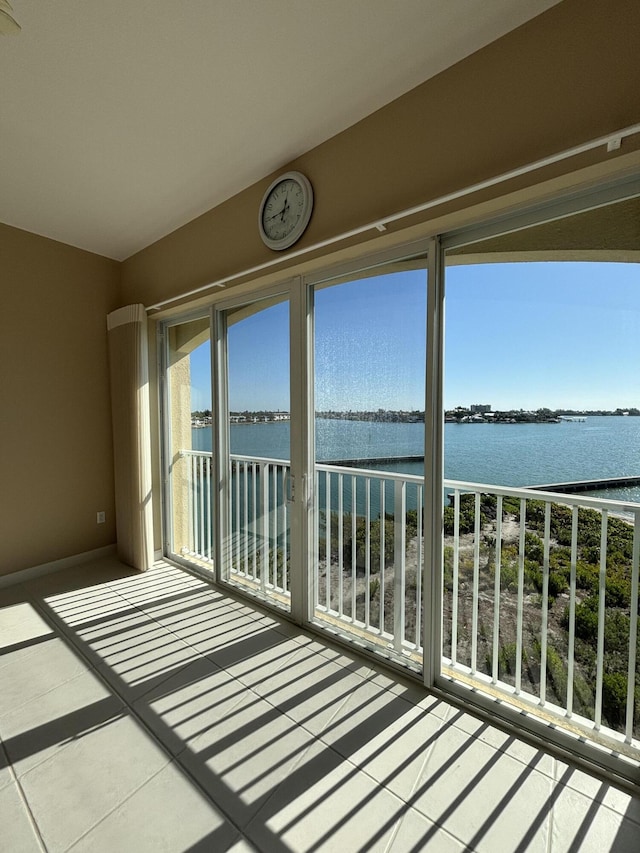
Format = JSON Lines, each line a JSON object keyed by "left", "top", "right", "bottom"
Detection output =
{"left": 107, "top": 304, "right": 153, "bottom": 571}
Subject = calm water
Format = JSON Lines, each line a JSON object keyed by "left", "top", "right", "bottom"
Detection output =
{"left": 192, "top": 416, "right": 640, "bottom": 503}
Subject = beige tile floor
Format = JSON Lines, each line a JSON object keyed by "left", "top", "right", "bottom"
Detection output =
{"left": 0, "top": 556, "right": 638, "bottom": 852}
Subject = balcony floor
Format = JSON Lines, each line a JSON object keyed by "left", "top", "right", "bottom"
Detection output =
{"left": 0, "top": 556, "right": 638, "bottom": 852}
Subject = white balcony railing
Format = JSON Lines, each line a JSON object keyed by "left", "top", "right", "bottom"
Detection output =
{"left": 229, "top": 454, "right": 291, "bottom": 600}
{"left": 179, "top": 450, "right": 290, "bottom": 599}
{"left": 314, "top": 462, "right": 424, "bottom": 665}
{"left": 444, "top": 480, "right": 639, "bottom": 756}
{"left": 178, "top": 450, "right": 640, "bottom": 757}
{"left": 181, "top": 450, "right": 214, "bottom": 564}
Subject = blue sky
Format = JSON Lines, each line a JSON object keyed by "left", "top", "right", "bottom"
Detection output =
{"left": 446, "top": 261, "right": 640, "bottom": 410}
{"left": 189, "top": 261, "right": 640, "bottom": 412}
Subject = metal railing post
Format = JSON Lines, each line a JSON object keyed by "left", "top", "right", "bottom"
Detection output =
{"left": 393, "top": 479, "right": 406, "bottom": 653}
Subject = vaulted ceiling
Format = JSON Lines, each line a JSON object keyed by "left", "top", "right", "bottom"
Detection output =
{"left": 0, "top": 1, "right": 559, "bottom": 260}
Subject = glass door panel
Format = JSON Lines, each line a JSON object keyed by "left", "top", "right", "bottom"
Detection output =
{"left": 164, "top": 316, "right": 213, "bottom": 568}
{"left": 441, "top": 197, "right": 640, "bottom": 760}
{"left": 312, "top": 264, "right": 428, "bottom": 667}
{"left": 219, "top": 294, "right": 292, "bottom": 610}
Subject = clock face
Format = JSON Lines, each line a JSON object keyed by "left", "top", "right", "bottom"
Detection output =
{"left": 259, "top": 171, "right": 313, "bottom": 250}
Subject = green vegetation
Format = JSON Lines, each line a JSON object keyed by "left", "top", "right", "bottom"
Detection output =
{"left": 232, "top": 545, "right": 289, "bottom": 591}
{"left": 445, "top": 492, "right": 639, "bottom": 732}
{"left": 314, "top": 488, "right": 638, "bottom": 735}
{"left": 317, "top": 508, "right": 422, "bottom": 637}
{"left": 444, "top": 406, "right": 640, "bottom": 424}
{"left": 318, "top": 509, "right": 420, "bottom": 572}
{"left": 315, "top": 407, "right": 640, "bottom": 424}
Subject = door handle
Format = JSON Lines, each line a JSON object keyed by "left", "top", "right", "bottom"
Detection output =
{"left": 285, "top": 471, "right": 313, "bottom": 506}
{"left": 285, "top": 471, "right": 295, "bottom": 503}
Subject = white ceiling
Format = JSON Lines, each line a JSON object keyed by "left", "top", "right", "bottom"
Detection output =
{"left": 0, "top": 0, "right": 560, "bottom": 260}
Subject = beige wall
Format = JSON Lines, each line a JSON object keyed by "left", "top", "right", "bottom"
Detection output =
{"left": 121, "top": 0, "right": 640, "bottom": 310}
{"left": 0, "top": 224, "right": 120, "bottom": 576}
{"left": 2, "top": 0, "right": 640, "bottom": 576}
{"left": 122, "top": 0, "right": 640, "bottom": 559}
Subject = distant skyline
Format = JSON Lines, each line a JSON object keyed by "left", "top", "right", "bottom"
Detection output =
{"left": 188, "top": 261, "right": 640, "bottom": 413}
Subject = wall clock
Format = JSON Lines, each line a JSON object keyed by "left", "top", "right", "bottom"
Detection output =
{"left": 258, "top": 171, "right": 314, "bottom": 251}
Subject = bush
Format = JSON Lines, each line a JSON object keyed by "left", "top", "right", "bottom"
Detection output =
{"left": 576, "top": 561, "right": 598, "bottom": 593}
{"left": 549, "top": 551, "right": 571, "bottom": 597}
{"left": 444, "top": 494, "right": 476, "bottom": 535}
{"left": 523, "top": 559, "right": 543, "bottom": 593}
{"left": 496, "top": 642, "right": 521, "bottom": 678}
{"left": 581, "top": 546, "right": 601, "bottom": 565}
{"left": 443, "top": 546, "right": 454, "bottom": 591}
{"left": 546, "top": 645, "right": 568, "bottom": 706}
{"left": 573, "top": 597, "right": 599, "bottom": 642}
{"left": 499, "top": 563, "right": 518, "bottom": 592}
{"left": 602, "top": 672, "right": 628, "bottom": 729}
{"left": 568, "top": 598, "right": 634, "bottom": 660}
{"left": 524, "top": 531, "right": 544, "bottom": 563}
{"left": 548, "top": 571, "right": 567, "bottom": 599}
{"left": 443, "top": 506, "right": 455, "bottom": 536}
{"left": 605, "top": 610, "right": 632, "bottom": 657}
{"left": 606, "top": 576, "right": 631, "bottom": 608}
{"left": 550, "top": 547, "right": 571, "bottom": 571}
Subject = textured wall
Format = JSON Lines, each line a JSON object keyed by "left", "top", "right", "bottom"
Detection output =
{"left": 0, "top": 225, "right": 120, "bottom": 575}
{"left": 121, "top": 0, "right": 640, "bottom": 309}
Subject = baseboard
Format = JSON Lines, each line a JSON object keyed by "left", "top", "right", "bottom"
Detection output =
{"left": 0, "top": 544, "right": 117, "bottom": 589}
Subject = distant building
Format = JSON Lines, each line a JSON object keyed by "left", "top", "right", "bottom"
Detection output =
{"left": 470, "top": 403, "right": 491, "bottom": 414}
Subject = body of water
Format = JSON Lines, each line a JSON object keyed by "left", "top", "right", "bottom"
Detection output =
{"left": 192, "top": 416, "right": 640, "bottom": 503}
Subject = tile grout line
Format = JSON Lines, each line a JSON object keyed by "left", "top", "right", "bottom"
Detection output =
{"left": 23, "top": 578, "right": 266, "bottom": 846}
{"left": 0, "top": 585, "right": 550, "bottom": 853}
{"left": 545, "top": 757, "right": 556, "bottom": 853}
{"left": 0, "top": 663, "right": 93, "bottom": 728}
{"left": 13, "top": 564, "right": 640, "bottom": 850}
{"left": 103, "top": 570, "right": 345, "bottom": 720}
{"left": 141, "top": 602, "right": 403, "bottom": 847}
{"left": 244, "top": 665, "right": 457, "bottom": 853}
{"left": 24, "top": 592, "right": 255, "bottom": 847}
{"left": 0, "top": 592, "right": 103, "bottom": 722}
{"left": 37, "top": 583, "right": 209, "bottom": 706}
{"left": 383, "top": 702, "right": 475, "bottom": 853}
{"left": 0, "top": 594, "right": 138, "bottom": 793}
{"left": 0, "top": 737, "right": 48, "bottom": 852}
{"left": 381, "top": 707, "right": 444, "bottom": 853}
{"left": 61, "top": 761, "right": 171, "bottom": 853}
{"left": 550, "top": 756, "right": 640, "bottom": 830}
{"left": 115, "top": 569, "right": 537, "bottom": 852}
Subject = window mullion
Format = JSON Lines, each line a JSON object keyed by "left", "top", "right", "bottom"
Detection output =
{"left": 423, "top": 236, "right": 445, "bottom": 687}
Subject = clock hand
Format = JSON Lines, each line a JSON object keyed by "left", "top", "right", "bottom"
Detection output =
{"left": 265, "top": 206, "right": 287, "bottom": 222}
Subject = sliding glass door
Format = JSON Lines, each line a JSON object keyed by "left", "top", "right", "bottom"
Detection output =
{"left": 213, "top": 289, "right": 297, "bottom": 612}
{"left": 161, "top": 186, "right": 640, "bottom": 785}
{"left": 163, "top": 315, "right": 213, "bottom": 567}
{"left": 163, "top": 254, "right": 434, "bottom": 663}
{"left": 309, "top": 257, "right": 430, "bottom": 668}
{"left": 440, "top": 194, "right": 640, "bottom": 766}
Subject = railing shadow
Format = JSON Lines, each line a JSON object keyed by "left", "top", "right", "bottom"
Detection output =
{"left": 1, "top": 557, "right": 637, "bottom": 851}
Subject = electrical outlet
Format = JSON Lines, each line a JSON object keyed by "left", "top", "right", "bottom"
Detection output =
{"left": 97, "top": 511, "right": 105, "bottom": 524}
